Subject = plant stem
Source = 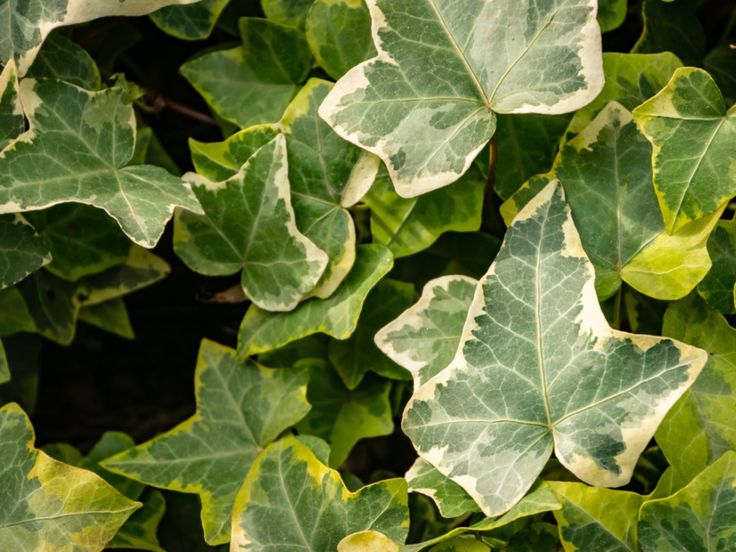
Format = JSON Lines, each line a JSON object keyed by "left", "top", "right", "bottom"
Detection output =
{"left": 487, "top": 134, "right": 498, "bottom": 197}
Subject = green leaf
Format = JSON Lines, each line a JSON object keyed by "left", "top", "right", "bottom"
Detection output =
{"left": 230, "top": 434, "right": 410, "bottom": 549}
{"left": 405, "top": 458, "right": 479, "bottom": 519}
{"left": 566, "top": 52, "right": 683, "bottom": 137}
{"left": 237, "top": 243, "right": 393, "bottom": 357}
{"left": 638, "top": 451, "right": 736, "bottom": 551}
{"left": 26, "top": 33, "right": 101, "bottom": 90}
{"left": 305, "top": 0, "right": 376, "bottom": 80}
{"left": 633, "top": 0, "right": 705, "bottom": 66}
{"left": 365, "top": 165, "right": 484, "bottom": 258}
{"left": 597, "top": 0, "right": 627, "bottom": 32}
{"left": 176, "top": 135, "right": 328, "bottom": 312}
{"left": 108, "top": 489, "right": 167, "bottom": 552}
{"left": 297, "top": 359, "right": 394, "bottom": 466}
{"left": 0, "top": 78, "right": 201, "bottom": 247}
{"left": 0, "top": 214, "right": 51, "bottom": 289}
{"left": 180, "top": 18, "right": 311, "bottom": 128}
{"left": 698, "top": 217, "right": 736, "bottom": 314}
{"left": 102, "top": 339, "right": 310, "bottom": 545}
{"left": 0, "top": 402, "right": 140, "bottom": 550}
{"left": 78, "top": 298, "right": 135, "bottom": 340}
{"left": 549, "top": 482, "right": 642, "bottom": 551}
{"left": 0, "top": 339, "right": 8, "bottom": 384}
{"left": 320, "top": 0, "right": 603, "bottom": 196}
{"left": 0, "top": 0, "right": 200, "bottom": 75}
{"left": 376, "top": 275, "right": 476, "bottom": 389}
{"left": 657, "top": 294, "right": 736, "bottom": 485}
{"left": 0, "top": 286, "right": 34, "bottom": 336}
{"left": 261, "top": 0, "right": 314, "bottom": 27}
{"left": 705, "top": 45, "right": 736, "bottom": 102}
{"left": 150, "top": 0, "right": 230, "bottom": 40}
{"left": 329, "top": 279, "right": 414, "bottom": 389}
{"left": 633, "top": 67, "right": 736, "bottom": 234}
{"left": 403, "top": 182, "right": 707, "bottom": 517}
{"left": 0, "top": 61, "right": 23, "bottom": 150}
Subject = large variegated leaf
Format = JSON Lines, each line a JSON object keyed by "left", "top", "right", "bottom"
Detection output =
{"left": 633, "top": 67, "right": 736, "bottom": 234}
{"left": 376, "top": 275, "right": 476, "bottom": 389}
{"left": 657, "top": 294, "right": 736, "bottom": 485}
{"left": 319, "top": 0, "right": 603, "bottom": 197}
{"left": 0, "top": 0, "right": 200, "bottom": 76}
{"left": 403, "top": 181, "right": 707, "bottom": 517}
{"left": 237, "top": 243, "right": 392, "bottom": 357}
{"left": 639, "top": 451, "right": 736, "bottom": 551}
{"left": 176, "top": 135, "right": 328, "bottom": 312}
{"left": 502, "top": 102, "right": 723, "bottom": 301}
{"left": 103, "top": 339, "right": 310, "bottom": 545}
{"left": 549, "top": 482, "right": 642, "bottom": 551}
{"left": 0, "top": 214, "right": 50, "bottom": 289}
{"left": 181, "top": 18, "right": 311, "bottom": 128}
{"left": 0, "top": 78, "right": 201, "bottom": 247}
{"left": 698, "top": 217, "right": 736, "bottom": 314}
{"left": 0, "top": 402, "right": 140, "bottom": 551}
{"left": 230, "top": 435, "right": 410, "bottom": 550}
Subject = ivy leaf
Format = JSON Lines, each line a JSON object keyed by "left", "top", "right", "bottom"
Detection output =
{"left": 0, "top": 78, "right": 201, "bottom": 247}
{"left": 297, "top": 359, "right": 394, "bottom": 467}
{"left": 597, "top": 0, "right": 627, "bottom": 33}
{"left": 0, "top": 61, "right": 23, "bottom": 149}
{"left": 705, "top": 45, "right": 736, "bottom": 102}
{"left": 633, "top": 67, "right": 736, "bottom": 234}
{"left": 230, "top": 434, "right": 410, "bottom": 550}
{"left": 0, "top": 402, "right": 140, "bottom": 550}
{"left": 698, "top": 217, "right": 736, "bottom": 314}
{"left": 0, "top": 0, "right": 200, "bottom": 76}
{"left": 78, "top": 298, "right": 135, "bottom": 340}
{"left": 403, "top": 182, "right": 707, "bottom": 517}
{"left": 548, "top": 482, "right": 642, "bottom": 551}
{"left": 150, "top": 0, "right": 230, "bottom": 40}
{"left": 320, "top": 0, "right": 603, "bottom": 197}
{"left": 405, "top": 458, "right": 479, "bottom": 519}
{"left": 176, "top": 135, "right": 328, "bottom": 312}
{"left": 0, "top": 340, "right": 8, "bottom": 384}
{"left": 109, "top": 489, "right": 167, "bottom": 552}
{"left": 237, "top": 243, "right": 392, "bottom": 357}
{"left": 261, "top": 0, "right": 314, "bottom": 27}
{"left": 633, "top": 0, "right": 705, "bottom": 66}
{"left": 181, "top": 18, "right": 311, "bottom": 128}
{"left": 26, "top": 33, "right": 101, "bottom": 90}
{"left": 376, "top": 275, "right": 477, "bottom": 389}
{"left": 639, "top": 451, "right": 736, "bottom": 551}
{"left": 305, "top": 0, "right": 376, "bottom": 80}
{"left": 657, "top": 294, "right": 736, "bottom": 485}
{"left": 0, "top": 214, "right": 51, "bottom": 289}
{"left": 102, "top": 339, "right": 311, "bottom": 545}
{"left": 364, "top": 165, "right": 484, "bottom": 258}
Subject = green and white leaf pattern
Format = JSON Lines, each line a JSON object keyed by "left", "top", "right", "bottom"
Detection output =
{"left": 320, "top": 0, "right": 603, "bottom": 196}
{"left": 633, "top": 67, "right": 736, "bottom": 234}
{"left": 103, "top": 339, "right": 311, "bottom": 545}
{"left": 0, "top": 78, "right": 201, "bottom": 248}
{"left": 176, "top": 135, "right": 328, "bottom": 312}
{"left": 230, "top": 434, "right": 410, "bottom": 550}
{"left": 0, "top": 214, "right": 50, "bottom": 289}
{"left": 0, "top": 402, "right": 140, "bottom": 551}
{"left": 0, "top": 61, "right": 23, "bottom": 150}
{"left": 405, "top": 458, "right": 479, "bottom": 519}
{"left": 150, "top": 0, "right": 230, "bottom": 40}
{"left": 403, "top": 181, "right": 707, "bottom": 517}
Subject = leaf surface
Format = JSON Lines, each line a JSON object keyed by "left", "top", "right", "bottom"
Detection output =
{"left": 698, "top": 217, "right": 736, "bottom": 314}
{"left": 403, "top": 181, "right": 707, "bottom": 517}
{"left": 0, "top": 215, "right": 50, "bottom": 289}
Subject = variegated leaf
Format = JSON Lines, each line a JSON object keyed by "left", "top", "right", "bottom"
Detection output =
{"left": 633, "top": 67, "right": 736, "bottom": 234}
{"left": 150, "top": 0, "right": 230, "bottom": 40}
{"left": 261, "top": 0, "right": 314, "bottom": 27}
{"left": 0, "top": 0, "right": 200, "bottom": 76}
{"left": 405, "top": 458, "right": 479, "bottom": 519}
{"left": 176, "top": 135, "right": 328, "bottom": 312}
{"left": 0, "top": 214, "right": 50, "bottom": 289}
{"left": 320, "top": 0, "right": 603, "bottom": 196}
{"left": 103, "top": 339, "right": 311, "bottom": 545}
{"left": 0, "top": 61, "right": 23, "bottom": 149}
{"left": 0, "top": 78, "right": 201, "bottom": 248}
{"left": 403, "top": 181, "right": 707, "bottom": 517}
{"left": 230, "top": 435, "right": 409, "bottom": 550}
{"left": 698, "top": 217, "right": 736, "bottom": 314}
{"left": 0, "top": 402, "right": 140, "bottom": 551}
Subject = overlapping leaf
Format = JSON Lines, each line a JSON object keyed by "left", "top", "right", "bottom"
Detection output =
{"left": 0, "top": 61, "right": 23, "bottom": 149}
{"left": 402, "top": 182, "right": 707, "bottom": 517}
{"left": 0, "top": 78, "right": 201, "bottom": 247}
{"left": 103, "top": 339, "right": 310, "bottom": 545}
{"left": 150, "top": 0, "right": 230, "bottom": 40}
{"left": 698, "top": 217, "right": 736, "bottom": 314}
{"left": 0, "top": 402, "right": 140, "bottom": 551}
{"left": 176, "top": 135, "right": 328, "bottom": 312}
{"left": 320, "top": 0, "right": 603, "bottom": 196}
{"left": 633, "top": 67, "right": 736, "bottom": 234}
{"left": 230, "top": 435, "right": 409, "bottom": 550}
{"left": 0, "top": 214, "right": 50, "bottom": 289}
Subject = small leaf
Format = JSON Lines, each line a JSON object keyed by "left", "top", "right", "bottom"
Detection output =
{"left": 405, "top": 458, "right": 479, "bottom": 519}
{"left": 26, "top": 33, "right": 101, "bottom": 90}
{"left": 78, "top": 298, "right": 135, "bottom": 340}
{"left": 639, "top": 451, "right": 736, "bottom": 551}
{"left": 320, "top": 0, "right": 603, "bottom": 196}
{"left": 698, "top": 217, "right": 736, "bottom": 314}
{"left": 176, "top": 135, "right": 328, "bottom": 312}
{"left": 633, "top": 67, "right": 736, "bottom": 234}
{"left": 0, "top": 78, "right": 201, "bottom": 247}
{"left": 230, "top": 435, "right": 410, "bottom": 550}
{"left": 261, "top": 0, "right": 315, "bottom": 27}
{"left": 403, "top": 182, "right": 707, "bottom": 517}
{"left": 549, "top": 482, "right": 642, "bottom": 551}
{"left": 237, "top": 243, "right": 393, "bottom": 357}
{"left": 598, "top": 0, "right": 627, "bottom": 32}
{"left": 633, "top": 0, "right": 705, "bottom": 66}
{"left": 0, "top": 214, "right": 51, "bottom": 289}
{"left": 150, "top": 0, "right": 230, "bottom": 40}
{"left": 103, "top": 339, "right": 311, "bottom": 545}
{"left": 364, "top": 165, "right": 484, "bottom": 258}
{"left": 0, "top": 402, "right": 140, "bottom": 550}
{"left": 108, "top": 489, "right": 167, "bottom": 552}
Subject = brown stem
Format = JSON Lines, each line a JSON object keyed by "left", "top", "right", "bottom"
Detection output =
{"left": 140, "top": 89, "right": 219, "bottom": 127}
{"left": 486, "top": 134, "right": 498, "bottom": 197}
